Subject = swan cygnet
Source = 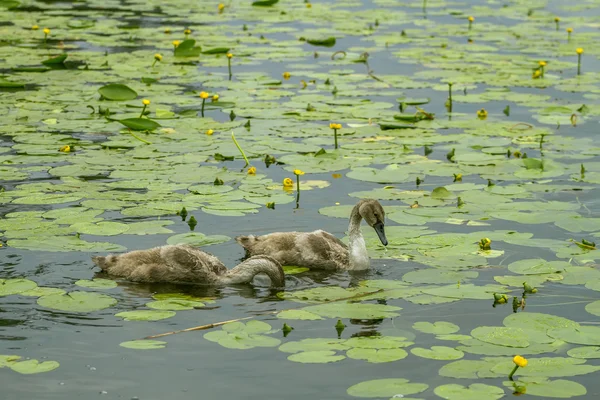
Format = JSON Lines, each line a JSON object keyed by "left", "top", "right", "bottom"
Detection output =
{"left": 236, "top": 199, "right": 388, "bottom": 271}
{"left": 91, "top": 244, "right": 285, "bottom": 287}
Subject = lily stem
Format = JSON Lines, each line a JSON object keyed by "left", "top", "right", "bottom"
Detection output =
{"left": 139, "top": 105, "right": 147, "bottom": 118}
{"left": 508, "top": 365, "right": 519, "bottom": 381}
{"left": 228, "top": 58, "right": 232, "bottom": 81}
{"left": 296, "top": 175, "right": 300, "bottom": 207}
{"left": 334, "top": 128, "right": 338, "bottom": 149}
{"left": 231, "top": 131, "right": 250, "bottom": 167}
{"left": 201, "top": 98, "right": 206, "bottom": 117}
{"left": 128, "top": 129, "right": 152, "bottom": 145}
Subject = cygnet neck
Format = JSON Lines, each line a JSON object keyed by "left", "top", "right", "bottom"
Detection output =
{"left": 347, "top": 203, "right": 369, "bottom": 270}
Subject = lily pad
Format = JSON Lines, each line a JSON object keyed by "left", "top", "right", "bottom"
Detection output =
{"left": 115, "top": 310, "right": 176, "bottom": 321}
{"left": 74, "top": 278, "right": 118, "bottom": 290}
{"left": 9, "top": 359, "right": 60, "bottom": 375}
{"left": 346, "top": 378, "right": 428, "bottom": 398}
{"left": 119, "top": 340, "right": 167, "bottom": 350}
{"left": 288, "top": 350, "right": 345, "bottom": 364}
{"left": 0, "top": 279, "right": 37, "bottom": 296}
{"left": 434, "top": 383, "right": 504, "bottom": 400}
{"left": 37, "top": 291, "right": 117, "bottom": 313}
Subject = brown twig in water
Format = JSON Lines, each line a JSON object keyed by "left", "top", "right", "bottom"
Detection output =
{"left": 143, "top": 289, "right": 384, "bottom": 340}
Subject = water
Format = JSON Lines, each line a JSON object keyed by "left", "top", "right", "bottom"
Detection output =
{"left": 2, "top": 0, "right": 600, "bottom": 398}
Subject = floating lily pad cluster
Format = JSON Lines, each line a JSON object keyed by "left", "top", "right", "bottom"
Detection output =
{"left": 1, "top": 0, "right": 600, "bottom": 397}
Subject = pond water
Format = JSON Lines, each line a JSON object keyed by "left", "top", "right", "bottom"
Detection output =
{"left": 1, "top": 0, "right": 600, "bottom": 398}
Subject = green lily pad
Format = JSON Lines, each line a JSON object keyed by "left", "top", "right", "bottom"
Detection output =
{"left": 74, "top": 278, "right": 118, "bottom": 289}
{"left": 204, "top": 321, "right": 280, "bottom": 350}
{"left": 115, "top": 310, "right": 176, "bottom": 321}
{"left": 288, "top": 350, "right": 345, "bottom": 364}
{"left": 37, "top": 291, "right": 117, "bottom": 313}
{"left": 346, "top": 348, "right": 408, "bottom": 363}
{"left": 434, "top": 383, "right": 504, "bottom": 400}
{"left": 118, "top": 118, "right": 161, "bottom": 131}
{"left": 146, "top": 299, "right": 205, "bottom": 311}
{"left": 277, "top": 309, "right": 323, "bottom": 320}
{"left": 567, "top": 346, "right": 600, "bottom": 359}
{"left": 166, "top": 232, "right": 231, "bottom": 246}
{"left": 413, "top": 321, "right": 460, "bottom": 335}
{"left": 302, "top": 303, "right": 401, "bottom": 319}
{"left": 9, "top": 359, "right": 60, "bottom": 375}
{"left": 411, "top": 346, "right": 464, "bottom": 360}
{"left": 119, "top": 340, "right": 167, "bottom": 350}
{"left": 98, "top": 84, "right": 137, "bottom": 101}
{"left": 0, "top": 279, "right": 37, "bottom": 296}
{"left": 502, "top": 378, "right": 586, "bottom": 398}
{"left": 548, "top": 326, "right": 600, "bottom": 346}
{"left": 346, "top": 378, "right": 428, "bottom": 398}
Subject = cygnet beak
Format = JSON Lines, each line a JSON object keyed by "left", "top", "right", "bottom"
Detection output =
{"left": 373, "top": 222, "right": 388, "bottom": 246}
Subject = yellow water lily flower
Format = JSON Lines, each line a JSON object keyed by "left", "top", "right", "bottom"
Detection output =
{"left": 164, "top": 28, "right": 171, "bottom": 34}
{"left": 247, "top": 166, "right": 257, "bottom": 175}
{"left": 532, "top": 70, "right": 542, "bottom": 79}
{"left": 32, "top": 25, "right": 39, "bottom": 30}
{"left": 283, "top": 177, "right": 294, "bottom": 188}
{"left": 212, "top": 94, "right": 219, "bottom": 101}
{"left": 59, "top": 145, "right": 71, "bottom": 153}
{"left": 142, "top": 99, "right": 151, "bottom": 105}
{"left": 199, "top": 91, "right": 209, "bottom": 99}
{"left": 293, "top": 169, "right": 305, "bottom": 176}
{"left": 554, "top": 17, "right": 560, "bottom": 22}
{"left": 154, "top": 53, "right": 162, "bottom": 61}
{"left": 282, "top": 71, "right": 291, "bottom": 80}
{"left": 206, "top": 129, "right": 214, "bottom": 135}
{"left": 43, "top": 28, "right": 50, "bottom": 35}
{"left": 539, "top": 60, "right": 546, "bottom": 67}
{"left": 218, "top": 3, "right": 225, "bottom": 11}
{"left": 172, "top": 40, "right": 181, "bottom": 48}
{"left": 184, "top": 29, "right": 192, "bottom": 35}
{"left": 329, "top": 123, "right": 342, "bottom": 129}
{"left": 227, "top": 53, "right": 233, "bottom": 59}
{"left": 576, "top": 47, "right": 584, "bottom": 54}
{"left": 477, "top": 108, "right": 488, "bottom": 119}
{"left": 567, "top": 27, "right": 573, "bottom": 33}
{"left": 306, "top": 2, "right": 312, "bottom": 7}
{"left": 468, "top": 16, "right": 474, "bottom": 22}
{"left": 513, "top": 355, "right": 528, "bottom": 368}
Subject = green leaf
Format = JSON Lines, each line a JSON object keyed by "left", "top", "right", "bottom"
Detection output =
{"left": 413, "top": 321, "right": 460, "bottom": 335}
{"left": 347, "top": 378, "right": 428, "bottom": 398}
{"left": 0, "top": 279, "right": 37, "bottom": 296}
{"left": 252, "top": 0, "right": 278, "bottom": 6}
{"left": 119, "top": 340, "right": 167, "bottom": 350}
{"left": 434, "top": 383, "right": 504, "bottom": 400}
{"left": 549, "top": 326, "right": 600, "bottom": 345}
{"left": 37, "top": 291, "right": 117, "bottom": 313}
{"left": 288, "top": 350, "right": 345, "bottom": 364}
{"left": 74, "top": 278, "right": 118, "bottom": 289}
{"left": 277, "top": 309, "right": 323, "bottom": 320}
{"left": 115, "top": 310, "right": 176, "bottom": 321}
{"left": 502, "top": 378, "right": 586, "bottom": 398}
{"left": 41, "top": 54, "right": 67, "bottom": 65}
{"left": 410, "top": 346, "right": 464, "bottom": 360}
{"left": 98, "top": 83, "right": 138, "bottom": 101}
{"left": 567, "top": 346, "right": 600, "bottom": 359}
{"left": 0, "top": 80, "right": 25, "bottom": 88}
{"left": 346, "top": 348, "right": 408, "bottom": 363}
{"left": 10, "top": 359, "right": 60, "bottom": 375}
{"left": 282, "top": 266, "right": 310, "bottom": 275}
{"left": 166, "top": 232, "right": 231, "bottom": 246}
{"left": 302, "top": 302, "right": 401, "bottom": 319}
{"left": 202, "top": 47, "right": 230, "bottom": 54}
{"left": 306, "top": 37, "right": 336, "bottom": 47}
{"left": 146, "top": 299, "right": 205, "bottom": 310}
{"left": 174, "top": 39, "right": 202, "bottom": 57}
{"left": 117, "top": 118, "right": 161, "bottom": 131}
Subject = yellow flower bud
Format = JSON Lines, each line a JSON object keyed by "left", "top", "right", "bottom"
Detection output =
{"left": 142, "top": 99, "right": 150, "bottom": 105}
{"left": 532, "top": 70, "right": 542, "bottom": 79}
{"left": 282, "top": 71, "right": 291, "bottom": 80}
{"left": 218, "top": 3, "right": 225, "bottom": 11}
{"left": 283, "top": 178, "right": 294, "bottom": 188}
{"left": 227, "top": 53, "right": 233, "bottom": 59}
{"left": 59, "top": 145, "right": 71, "bottom": 153}
{"left": 199, "top": 91, "right": 209, "bottom": 99}
{"left": 554, "top": 17, "right": 560, "bottom": 22}
{"left": 513, "top": 355, "right": 528, "bottom": 368}
{"left": 206, "top": 129, "right": 214, "bottom": 135}
{"left": 184, "top": 29, "right": 192, "bottom": 35}
{"left": 293, "top": 169, "right": 305, "bottom": 176}
{"left": 576, "top": 47, "right": 584, "bottom": 54}
{"left": 43, "top": 28, "right": 50, "bottom": 35}
{"left": 539, "top": 61, "right": 546, "bottom": 67}
{"left": 468, "top": 16, "right": 474, "bottom": 22}
{"left": 477, "top": 108, "right": 488, "bottom": 119}
{"left": 566, "top": 27, "right": 573, "bottom": 33}
{"left": 306, "top": 2, "right": 312, "bottom": 7}
{"left": 154, "top": 53, "right": 162, "bottom": 61}
{"left": 212, "top": 94, "right": 219, "bottom": 101}
{"left": 172, "top": 40, "right": 180, "bottom": 47}
{"left": 32, "top": 25, "right": 39, "bottom": 30}
{"left": 247, "top": 166, "right": 257, "bottom": 175}
{"left": 164, "top": 28, "right": 171, "bottom": 34}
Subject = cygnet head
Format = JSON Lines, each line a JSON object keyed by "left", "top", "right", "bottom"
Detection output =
{"left": 358, "top": 199, "right": 388, "bottom": 246}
